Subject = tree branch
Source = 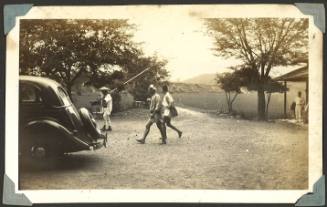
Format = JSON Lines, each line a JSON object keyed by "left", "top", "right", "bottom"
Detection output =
{"left": 231, "top": 92, "right": 239, "bottom": 104}
{"left": 264, "top": 20, "right": 294, "bottom": 77}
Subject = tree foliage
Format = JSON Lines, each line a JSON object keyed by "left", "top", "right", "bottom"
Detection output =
{"left": 217, "top": 67, "right": 260, "bottom": 114}
{"left": 206, "top": 18, "right": 308, "bottom": 119}
{"left": 19, "top": 19, "right": 168, "bottom": 99}
{"left": 217, "top": 66, "right": 287, "bottom": 117}
{"left": 124, "top": 55, "right": 169, "bottom": 101}
{"left": 216, "top": 71, "right": 242, "bottom": 113}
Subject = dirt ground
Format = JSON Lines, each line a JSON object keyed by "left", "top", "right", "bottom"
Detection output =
{"left": 20, "top": 107, "right": 308, "bottom": 190}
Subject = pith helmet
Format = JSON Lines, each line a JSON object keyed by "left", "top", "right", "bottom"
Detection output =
{"left": 99, "top": 86, "right": 110, "bottom": 91}
{"left": 148, "top": 84, "right": 157, "bottom": 91}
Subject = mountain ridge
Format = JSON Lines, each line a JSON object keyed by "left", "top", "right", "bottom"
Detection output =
{"left": 181, "top": 73, "right": 217, "bottom": 85}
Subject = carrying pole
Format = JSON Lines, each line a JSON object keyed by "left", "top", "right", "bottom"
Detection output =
{"left": 123, "top": 68, "right": 151, "bottom": 85}
{"left": 110, "top": 67, "right": 151, "bottom": 93}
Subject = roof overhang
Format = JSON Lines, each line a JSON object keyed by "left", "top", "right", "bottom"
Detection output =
{"left": 274, "top": 65, "right": 308, "bottom": 82}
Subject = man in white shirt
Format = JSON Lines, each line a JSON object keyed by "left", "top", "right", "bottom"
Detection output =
{"left": 294, "top": 91, "right": 305, "bottom": 122}
{"left": 100, "top": 86, "right": 113, "bottom": 131}
{"left": 136, "top": 84, "right": 167, "bottom": 144}
{"left": 162, "top": 85, "right": 182, "bottom": 138}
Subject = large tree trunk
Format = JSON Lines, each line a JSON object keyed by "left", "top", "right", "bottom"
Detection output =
{"left": 265, "top": 93, "right": 272, "bottom": 119}
{"left": 257, "top": 86, "right": 266, "bottom": 120}
{"left": 228, "top": 102, "right": 232, "bottom": 113}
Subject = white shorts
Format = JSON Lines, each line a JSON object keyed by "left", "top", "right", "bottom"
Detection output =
{"left": 103, "top": 107, "right": 112, "bottom": 115}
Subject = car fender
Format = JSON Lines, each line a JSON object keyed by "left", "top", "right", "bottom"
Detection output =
{"left": 25, "top": 119, "right": 70, "bottom": 134}
{"left": 23, "top": 119, "right": 90, "bottom": 149}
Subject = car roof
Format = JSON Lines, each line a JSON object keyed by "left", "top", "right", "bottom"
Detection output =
{"left": 20, "top": 75, "right": 61, "bottom": 89}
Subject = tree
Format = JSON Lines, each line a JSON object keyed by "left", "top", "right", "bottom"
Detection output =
{"left": 206, "top": 18, "right": 308, "bottom": 120}
{"left": 20, "top": 19, "right": 142, "bottom": 96}
{"left": 123, "top": 55, "right": 169, "bottom": 101}
{"left": 217, "top": 66, "right": 287, "bottom": 118}
{"left": 20, "top": 19, "right": 169, "bottom": 100}
{"left": 216, "top": 71, "right": 242, "bottom": 113}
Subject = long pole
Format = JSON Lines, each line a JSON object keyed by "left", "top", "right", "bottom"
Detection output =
{"left": 110, "top": 67, "right": 151, "bottom": 93}
{"left": 123, "top": 68, "right": 151, "bottom": 85}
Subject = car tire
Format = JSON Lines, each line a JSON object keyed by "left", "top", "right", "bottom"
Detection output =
{"left": 23, "top": 135, "right": 62, "bottom": 159}
{"left": 21, "top": 126, "right": 66, "bottom": 155}
{"left": 79, "top": 107, "right": 100, "bottom": 138}
{"left": 20, "top": 135, "right": 65, "bottom": 169}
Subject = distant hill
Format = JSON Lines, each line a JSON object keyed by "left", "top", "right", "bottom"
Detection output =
{"left": 169, "top": 82, "right": 222, "bottom": 93}
{"left": 182, "top": 73, "right": 217, "bottom": 85}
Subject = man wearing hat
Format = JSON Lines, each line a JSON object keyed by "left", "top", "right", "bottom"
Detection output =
{"left": 136, "top": 84, "right": 167, "bottom": 144}
{"left": 100, "top": 86, "right": 113, "bottom": 131}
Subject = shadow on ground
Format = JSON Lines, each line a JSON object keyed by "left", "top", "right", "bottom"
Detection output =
{"left": 19, "top": 153, "right": 106, "bottom": 172}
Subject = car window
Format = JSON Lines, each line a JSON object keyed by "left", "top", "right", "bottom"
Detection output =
{"left": 20, "top": 84, "right": 42, "bottom": 103}
{"left": 57, "top": 87, "right": 72, "bottom": 106}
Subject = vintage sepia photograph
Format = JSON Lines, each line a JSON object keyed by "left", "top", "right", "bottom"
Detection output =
{"left": 18, "top": 17, "right": 309, "bottom": 189}
{"left": 4, "top": 4, "right": 323, "bottom": 204}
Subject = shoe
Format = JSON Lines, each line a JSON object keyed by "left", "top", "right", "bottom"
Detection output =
{"left": 136, "top": 139, "right": 145, "bottom": 144}
{"left": 160, "top": 139, "right": 167, "bottom": 145}
{"left": 178, "top": 131, "right": 182, "bottom": 138}
{"left": 101, "top": 126, "right": 106, "bottom": 131}
{"left": 107, "top": 126, "right": 112, "bottom": 131}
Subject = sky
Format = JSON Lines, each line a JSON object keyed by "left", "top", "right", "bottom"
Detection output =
{"left": 130, "top": 13, "right": 241, "bottom": 82}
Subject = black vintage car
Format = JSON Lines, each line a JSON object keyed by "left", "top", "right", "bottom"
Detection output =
{"left": 19, "top": 76, "right": 107, "bottom": 158}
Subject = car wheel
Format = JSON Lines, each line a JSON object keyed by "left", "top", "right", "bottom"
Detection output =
{"left": 79, "top": 107, "right": 101, "bottom": 138}
{"left": 20, "top": 136, "right": 65, "bottom": 170}
{"left": 22, "top": 134, "right": 63, "bottom": 160}
{"left": 25, "top": 139, "right": 47, "bottom": 159}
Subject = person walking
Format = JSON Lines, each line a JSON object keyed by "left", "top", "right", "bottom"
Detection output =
{"left": 137, "top": 85, "right": 167, "bottom": 144}
{"left": 161, "top": 85, "right": 182, "bottom": 138}
{"left": 100, "top": 86, "right": 113, "bottom": 131}
{"left": 294, "top": 91, "right": 305, "bottom": 123}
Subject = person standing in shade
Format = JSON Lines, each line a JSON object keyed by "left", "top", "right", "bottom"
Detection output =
{"left": 137, "top": 85, "right": 167, "bottom": 144}
{"left": 161, "top": 85, "right": 182, "bottom": 138}
{"left": 290, "top": 101, "right": 296, "bottom": 118}
{"left": 100, "top": 86, "right": 113, "bottom": 131}
{"left": 294, "top": 91, "right": 305, "bottom": 122}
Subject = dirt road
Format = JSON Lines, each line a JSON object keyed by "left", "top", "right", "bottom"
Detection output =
{"left": 20, "top": 107, "right": 308, "bottom": 189}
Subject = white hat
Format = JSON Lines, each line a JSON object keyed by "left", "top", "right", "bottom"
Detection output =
{"left": 148, "top": 84, "right": 157, "bottom": 91}
{"left": 99, "top": 86, "right": 110, "bottom": 91}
